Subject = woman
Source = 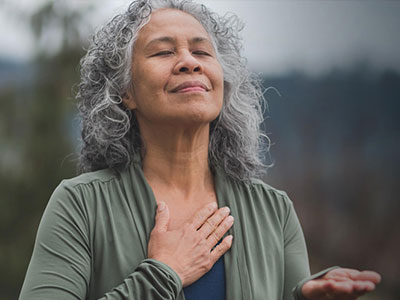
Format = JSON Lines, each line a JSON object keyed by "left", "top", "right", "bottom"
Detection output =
{"left": 19, "top": 0, "right": 380, "bottom": 299}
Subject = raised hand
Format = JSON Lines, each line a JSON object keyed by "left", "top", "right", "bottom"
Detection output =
{"left": 302, "top": 267, "right": 381, "bottom": 300}
{"left": 147, "top": 202, "right": 234, "bottom": 287}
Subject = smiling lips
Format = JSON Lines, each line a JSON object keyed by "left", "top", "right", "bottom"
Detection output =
{"left": 171, "top": 81, "right": 210, "bottom": 93}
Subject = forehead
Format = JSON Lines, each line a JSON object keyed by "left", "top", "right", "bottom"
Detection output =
{"left": 136, "top": 8, "right": 211, "bottom": 46}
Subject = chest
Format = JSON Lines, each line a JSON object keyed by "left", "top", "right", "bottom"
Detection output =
{"left": 153, "top": 190, "right": 219, "bottom": 231}
{"left": 168, "top": 203, "right": 218, "bottom": 231}
{"left": 87, "top": 175, "right": 287, "bottom": 300}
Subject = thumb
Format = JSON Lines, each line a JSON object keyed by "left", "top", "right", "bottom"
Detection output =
{"left": 154, "top": 202, "right": 169, "bottom": 233}
{"left": 302, "top": 280, "right": 332, "bottom": 299}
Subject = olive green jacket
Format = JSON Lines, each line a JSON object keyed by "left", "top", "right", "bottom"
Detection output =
{"left": 19, "top": 163, "right": 312, "bottom": 300}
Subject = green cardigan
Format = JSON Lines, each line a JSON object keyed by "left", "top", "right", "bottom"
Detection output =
{"left": 19, "top": 163, "right": 312, "bottom": 300}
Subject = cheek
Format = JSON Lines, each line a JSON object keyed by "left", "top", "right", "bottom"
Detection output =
{"left": 132, "top": 65, "right": 167, "bottom": 96}
{"left": 142, "top": 67, "right": 170, "bottom": 91}
{"left": 214, "top": 64, "right": 224, "bottom": 89}
{"left": 214, "top": 67, "right": 224, "bottom": 99}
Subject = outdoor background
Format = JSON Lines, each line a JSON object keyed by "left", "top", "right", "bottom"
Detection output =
{"left": 1, "top": 0, "right": 399, "bottom": 299}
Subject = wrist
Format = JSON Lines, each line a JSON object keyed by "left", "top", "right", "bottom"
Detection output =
{"left": 145, "top": 259, "right": 184, "bottom": 288}
{"left": 292, "top": 266, "right": 340, "bottom": 300}
{"left": 163, "top": 260, "right": 186, "bottom": 287}
{"left": 149, "top": 256, "right": 186, "bottom": 287}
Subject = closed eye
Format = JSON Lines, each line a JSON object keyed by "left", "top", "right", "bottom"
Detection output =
{"left": 152, "top": 51, "right": 174, "bottom": 57}
{"left": 193, "top": 50, "right": 211, "bottom": 56}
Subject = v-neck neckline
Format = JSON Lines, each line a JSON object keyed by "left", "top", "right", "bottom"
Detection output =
{"left": 126, "top": 162, "right": 251, "bottom": 300}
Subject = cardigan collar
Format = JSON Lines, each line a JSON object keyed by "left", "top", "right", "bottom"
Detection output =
{"left": 122, "top": 162, "right": 252, "bottom": 300}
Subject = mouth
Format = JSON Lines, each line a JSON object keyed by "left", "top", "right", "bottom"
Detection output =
{"left": 171, "top": 81, "right": 210, "bottom": 93}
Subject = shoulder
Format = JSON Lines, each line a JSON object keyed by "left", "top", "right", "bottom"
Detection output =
{"left": 48, "top": 168, "right": 124, "bottom": 212}
{"left": 241, "top": 177, "right": 294, "bottom": 207}
{"left": 250, "top": 178, "right": 292, "bottom": 201}
{"left": 232, "top": 177, "right": 295, "bottom": 226}
{"left": 61, "top": 168, "right": 120, "bottom": 189}
{"left": 53, "top": 167, "right": 125, "bottom": 198}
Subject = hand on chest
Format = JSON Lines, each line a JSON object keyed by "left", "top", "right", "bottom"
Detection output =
{"left": 153, "top": 190, "right": 219, "bottom": 231}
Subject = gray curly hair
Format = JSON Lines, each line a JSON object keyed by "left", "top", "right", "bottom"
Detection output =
{"left": 77, "top": 0, "right": 270, "bottom": 182}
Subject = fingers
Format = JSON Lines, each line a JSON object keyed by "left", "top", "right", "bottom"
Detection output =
{"left": 352, "top": 280, "right": 376, "bottom": 292}
{"left": 302, "top": 280, "right": 333, "bottom": 299}
{"left": 325, "top": 279, "right": 376, "bottom": 297}
{"left": 303, "top": 279, "right": 354, "bottom": 299}
{"left": 197, "top": 206, "right": 231, "bottom": 239}
{"left": 348, "top": 269, "right": 381, "bottom": 284}
{"left": 327, "top": 268, "right": 381, "bottom": 284}
{"left": 190, "top": 203, "right": 234, "bottom": 252}
{"left": 190, "top": 202, "right": 218, "bottom": 230}
{"left": 303, "top": 277, "right": 378, "bottom": 300}
{"left": 149, "top": 201, "right": 233, "bottom": 288}
{"left": 153, "top": 202, "right": 170, "bottom": 233}
{"left": 206, "top": 215, "right": 234, "bottom": 248}
{"left": 209, "top": 235, "right": 233, "bottom": 262}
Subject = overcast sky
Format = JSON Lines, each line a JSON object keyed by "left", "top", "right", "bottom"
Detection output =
{"left": 1, "top": 0, "right": 399, "bottom": 76}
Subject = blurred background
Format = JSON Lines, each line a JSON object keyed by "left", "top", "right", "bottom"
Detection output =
{"left": 0, "top": 0, "right": 399, "bottom": 299}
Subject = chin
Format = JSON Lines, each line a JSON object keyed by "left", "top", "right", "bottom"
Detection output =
{"left": 187, "top": 105, "right": 221, "bottom": 122}
{"left": 172, "top": 109, "right": 220, "bottom": 127}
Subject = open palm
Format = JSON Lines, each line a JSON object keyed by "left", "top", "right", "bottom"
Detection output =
{"left": 302, "top": 268, "right": 381, "bottom": 300}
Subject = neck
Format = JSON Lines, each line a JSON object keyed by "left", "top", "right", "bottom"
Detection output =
{"left": 140, "top": 123, "right": 214, "bottom": 202}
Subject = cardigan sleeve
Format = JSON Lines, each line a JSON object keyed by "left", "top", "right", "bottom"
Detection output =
{"left": 18, "top": 182, "right": 182, "bottom": 300}
{"left": 280, "top": 194, "right": 339, "bottom": 300}
{"left": 281, "top": 196, "right": 311, "bottom": 300}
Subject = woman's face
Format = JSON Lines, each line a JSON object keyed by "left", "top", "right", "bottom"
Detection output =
{"left": 124, "top": 8, "right": 224, "bottom": 127}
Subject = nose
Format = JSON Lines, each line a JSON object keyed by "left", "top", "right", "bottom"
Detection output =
{"left": 173, "top": 50, "right": 203, "bottom": 74}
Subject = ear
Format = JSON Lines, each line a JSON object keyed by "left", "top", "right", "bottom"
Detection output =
{"left": 122, "top": 89, "right": 137, "bottom": 110}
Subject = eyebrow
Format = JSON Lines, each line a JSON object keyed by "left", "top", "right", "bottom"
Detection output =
{"left": 144, "top": 36, "right": 213, "bottom": 50}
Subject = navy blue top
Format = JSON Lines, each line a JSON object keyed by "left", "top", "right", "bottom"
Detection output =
{"left": 183, "top": 255, "right": 226, "bottom": 300}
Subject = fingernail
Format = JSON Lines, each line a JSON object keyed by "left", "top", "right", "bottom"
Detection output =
{"left": 158, "top": 202, "right": 165, "bottom": 212}
{"left": 223, "top": 206, "right": 230, "bottom": 214}
{"left": 210, "top": 202, "right": 218, "bottom": 209}
{"left": 226, "top": 235, "right": 233, "bottom": 243}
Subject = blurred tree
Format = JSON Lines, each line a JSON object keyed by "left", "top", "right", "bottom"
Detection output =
{"left": 0, "top": 1, "right": 90, "bottom": 299}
